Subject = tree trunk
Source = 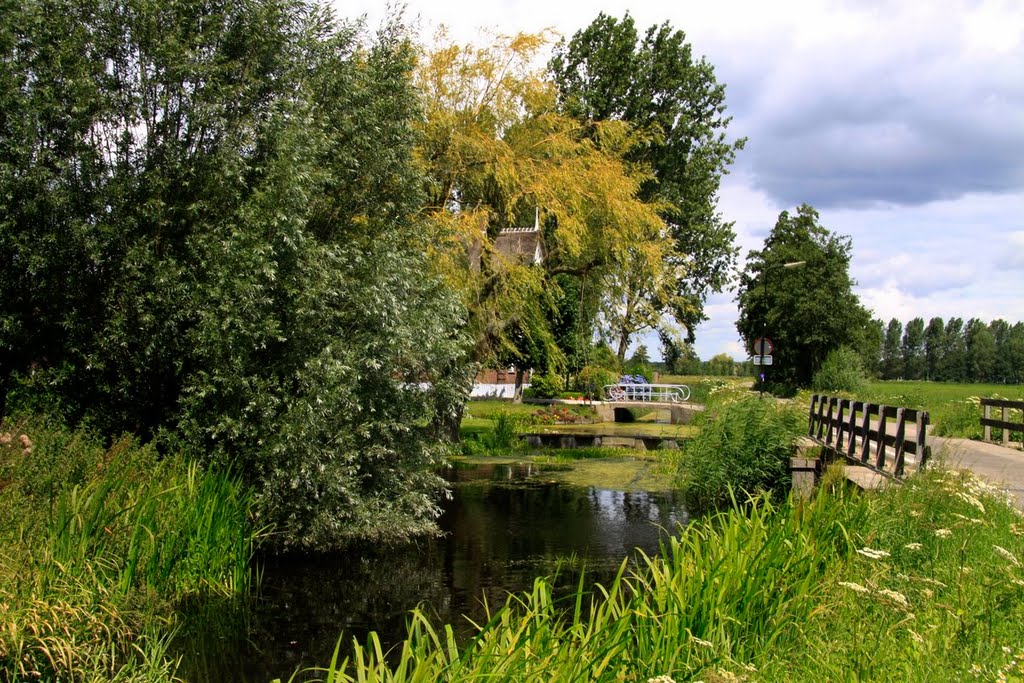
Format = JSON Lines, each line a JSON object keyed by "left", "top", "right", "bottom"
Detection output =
{"left": 616, "top": 332, "right": 630, "bottom": 363}
{"left": 513, "top": 368, "right": 525, "bottom": 403}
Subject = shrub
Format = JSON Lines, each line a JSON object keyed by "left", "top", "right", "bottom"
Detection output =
{"left": 526, "top": 372, "right": 564, "bottom": 399}
{"left": 675, "top": 396, "right": 803, "bottom": 510}
{"left": 811, "top": 346, "right": 866, "bottom": 394}
{"left": 574, "top": 366, "right": 618, "bottom": 399}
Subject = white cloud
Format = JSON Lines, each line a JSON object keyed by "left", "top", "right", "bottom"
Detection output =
{"left": 996, "top": 232, "right": 1024, "bottom": 271}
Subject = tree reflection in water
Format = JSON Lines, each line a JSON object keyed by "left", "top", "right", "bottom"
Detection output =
{"left": 176, "top": 462, "right": 687, "bottom": 683}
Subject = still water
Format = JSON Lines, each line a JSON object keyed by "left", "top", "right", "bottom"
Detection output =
{"left": 178, "top": 461, "right": 688, "bottom": 682}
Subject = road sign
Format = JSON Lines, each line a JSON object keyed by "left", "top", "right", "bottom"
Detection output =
{"left": 753, "top": 354, "right": 773, "bottom": 366}
{"left": 752, "top": 337, "right": 774, "bottom": 356}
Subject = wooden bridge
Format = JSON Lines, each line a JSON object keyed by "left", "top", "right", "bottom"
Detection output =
{"left": 794, "top": 394, "right": 932, "bottom": 493}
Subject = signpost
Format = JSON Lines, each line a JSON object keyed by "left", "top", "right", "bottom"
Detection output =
{"left": 752, "top": 337, "right": 775, "bottom": 397}
{"left": 752, "top": 337, "right": 774, "bottom": 357}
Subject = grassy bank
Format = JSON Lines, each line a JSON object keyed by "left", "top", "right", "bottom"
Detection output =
{"left": 0, "top": 416, "right": 260, "bottom": 681}
{"left": 289, "top": 464, "right": 1024, "bottom": 682}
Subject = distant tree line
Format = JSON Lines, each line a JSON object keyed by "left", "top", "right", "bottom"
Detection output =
{"left": 876, "top": 317, "right": 1024, "bottom": 383}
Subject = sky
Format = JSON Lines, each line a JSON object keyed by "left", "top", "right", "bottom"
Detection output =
{"left": 338, "top": 0, "right": 1024, "bottom": 361}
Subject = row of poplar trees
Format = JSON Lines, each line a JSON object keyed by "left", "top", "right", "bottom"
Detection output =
{"left": 877, "top": 317, "right": 1024, "bottom": 384}
{"left": 0, "top": 3, "right": 741, "bottom": 546}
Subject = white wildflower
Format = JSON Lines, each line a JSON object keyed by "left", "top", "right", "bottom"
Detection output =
{"left": 953, "top": 513, "right": 984, "bottom": 524}
{"left": 994, "top": 546, "right": 1021, "bottom": 567}
{"left": 879, "top": 589, "right": 910, "bottom": 607}
{"left": 913, "top": 576, "right": 947, "bottom": 588}
{"left": 857, "top": 547, "right": 891, "bottom": 560}
{"left": 839, "top": 581, "right": 871, "bottom": 594}
{"left": 1003, "top": 646, "right": 1013, "bottom": 655}
{"left": 935, "top": 528, "right": 953, "bottom": 538}
{"left": 690, "top": 636, "right": 714, "bottom": 649}
{"left": 905, "top": 542, "right": 923, "bottom": 550}
{"left": 647, "top": 677, "right": 676, "bottom": 683}
{"left": 956, "top": 491, "right": 986, "bottom": 514}
{"left": 908, "top": 629, "right": 924, "bottom": 643}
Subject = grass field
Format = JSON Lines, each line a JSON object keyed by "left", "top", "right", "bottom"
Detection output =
{"left": 860, "top": 379, "right": 1024, "bottom": 407}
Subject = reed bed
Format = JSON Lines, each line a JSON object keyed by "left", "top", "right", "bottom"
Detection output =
{"left": 0, "top": 417, "right": 259, "bottom": 681}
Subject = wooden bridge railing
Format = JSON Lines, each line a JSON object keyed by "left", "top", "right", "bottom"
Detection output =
{"left": 981, "top": 398, "right": 1024, "bottom": 448}
{"left": 808, "top": 394, "right": 931, "bottom": 479}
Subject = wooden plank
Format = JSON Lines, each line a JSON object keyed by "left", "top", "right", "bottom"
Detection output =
{"left": 893, "top": 407, "right": 906, "bottom": 477}
{"left": 860, "top": 402, "right": 873, "bottom": 463}
{"left": 847, "top": 400, "right": 858, "bottom": 458}
{"left": 876, "top": 405, "right": 888, "bottom": 470}
{"left": 845, "top": 465, "right": 889, "bottom": 490}
{"left": 981, "top": 398, "right": 1024, "bottom": 410}
{"left": 835, "top": 399, "right": 847, "bottom": 451}
{"left": 825, "top": 397, "right": 836, "bottom": 445}
{"left": 920, "top": 412, "right": 931, "bottom": 468}
{"left": 808, "top": 394, "right": 819, "bottom": 437}
{"left": 984, "top": 404, "right": 992, "bottom": 442}
{"left": 816, "top": 396, "right": 828, "bottom": 440}
{"left": 916, "top": 412, "right": 926, "bottom": 468}
{"left": 980, "top": 418, "right": 1024, "bottom": 432}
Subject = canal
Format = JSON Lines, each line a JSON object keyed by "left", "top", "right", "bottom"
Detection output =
{"left": 177, "top": 458, "right": 687, "bottom": 682}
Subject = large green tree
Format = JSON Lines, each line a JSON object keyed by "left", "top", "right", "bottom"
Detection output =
{"left": 735, "top": 205, "right": 872, "bottom": 389}
{"left": 965, "top": 318, "right": 997, "bottom": 382}
{"left": 901, "top": 317, "right": 926, "bottom": 380}
{"left": 548, "top": 12, "right": 742, "bottom": 353}
{"left": 924, "top": 317, "right": 946, "bottom": 381}
{"left": 1, "top": 0, "right": 466, "bottom": 548}
{"left": 939, "top": 317, "right": 967, "bottom": 382}
{"left": 881, "top": 318, "right": 904, "bottom": 379}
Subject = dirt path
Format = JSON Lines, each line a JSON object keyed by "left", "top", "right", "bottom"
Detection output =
{"left": 929, "top": 436, "right": 1024, "bottom": 510}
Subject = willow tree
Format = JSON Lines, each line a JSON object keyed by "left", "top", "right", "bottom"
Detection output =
{"left": 415, "top": 31, "right": 670, "bottom": 388}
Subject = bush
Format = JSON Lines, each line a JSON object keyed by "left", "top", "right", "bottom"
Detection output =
{"left": 675, "top": 396, "right": 803, "bottom": 510}
{"left": 527, "top": 372, "right": 564, "bottom": 399}
{"left": 574, "top": 366, "right": 618, "bottom": 400}
{"left": 811, "top": 346, "right": 866, "bottom": 394}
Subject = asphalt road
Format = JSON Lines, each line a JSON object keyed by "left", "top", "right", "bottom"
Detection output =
{"left": 929, "top": 435, "right": 1024, "bottom": 510}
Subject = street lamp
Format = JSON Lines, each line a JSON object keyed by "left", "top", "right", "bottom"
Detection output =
{"left": 758, "top": 260, "right": 806, "bottom": 397}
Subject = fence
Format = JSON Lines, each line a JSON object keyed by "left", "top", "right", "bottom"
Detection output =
{"left": 603, "top": 383, "right": 691, "bottom": 403}
{"left": 808, "top": 394, "right": 931, "bottom": 479}
{"left": 981, "top": 398, "right": 1024, "bottom": 448}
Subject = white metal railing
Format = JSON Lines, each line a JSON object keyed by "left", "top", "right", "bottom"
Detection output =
{"left": 603, "top": 383, "right": 690, "bottom": 403}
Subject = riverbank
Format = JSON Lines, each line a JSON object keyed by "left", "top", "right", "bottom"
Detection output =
{"left": 297, "top": 464, "right": 1024, "bottom": 682}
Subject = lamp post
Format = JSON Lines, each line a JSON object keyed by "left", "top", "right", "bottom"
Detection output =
{"left": 758, "top": 260, "right": 805, "bottom": 396}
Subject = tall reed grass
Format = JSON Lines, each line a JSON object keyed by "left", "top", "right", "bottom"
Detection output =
{"left": 673, "top": 395, "right": 804, "bottom": 510}
{"left": 0, "top": 416, "right": 260, "bottom": 681}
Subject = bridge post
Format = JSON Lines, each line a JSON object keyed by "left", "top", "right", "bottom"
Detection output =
{"left": 790, "top": 457, "right": 819, "bottom": 499}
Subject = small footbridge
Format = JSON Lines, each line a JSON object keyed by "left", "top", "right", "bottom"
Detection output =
{"left": 596, "top": 383, "right": 703, "bottom": 425}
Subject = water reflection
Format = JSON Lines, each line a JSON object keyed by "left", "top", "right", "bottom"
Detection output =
{"left": 177, "top": 462, "right": 687, "bottom": 682}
